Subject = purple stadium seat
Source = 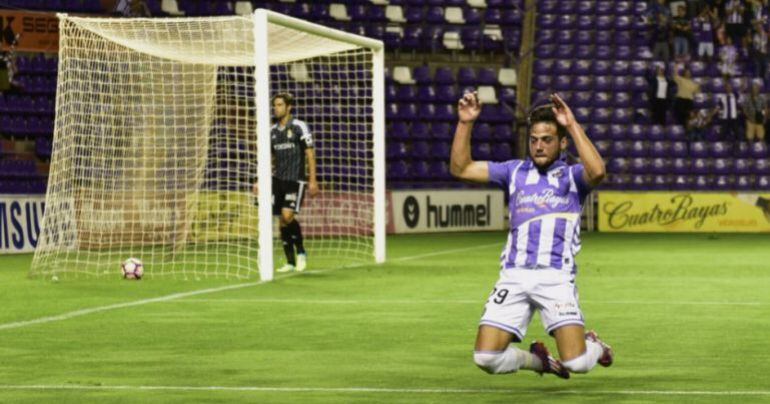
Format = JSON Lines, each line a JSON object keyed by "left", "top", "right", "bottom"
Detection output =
{"left": 502, "top": 9, "right": 523, "bottom": 25}
{"left": 595, "top": 140, "right": 611, "bottom": 156}
{"left": 426, "top": 6, "right": 444, "bottom": 23}
{"left": 673, "top": 175, "right": 694, "bottom": 189}
{"left": 735, "top": 141, "right": 752, "bottom": 157}
{"left": 614, "top": 16, "right": 632, "bottom": 31}
{"left": 538, "top": 14, "right": 557, "bottom": 29}
{"left": 493, "top": 124, "right": 513, "bottom": 141}
{"left": 492, "top": 143, "right": 513, "bottom": 161}
{"left": 614, "top": 92, "right": 632, "bottom": 108}
{"left": 611, "top": 141, "right": 629, "bottom": 157}
{"left": 592, "top": 108, "right": 612, "bottom": 124}
{"left": 411, "top": 122, "right": 431, "bottom": 140}
{"left": 484, "top": 8, "right": 502, "bottom": 24}
{"left": 596, "top": 15, "right": 613, "bottom": 31}
{"left": 387, "top": 142, "right": 408, "bottom": 159}
{"left": 432, "top": 122, "right": 453, "bottom": 140}
{"left": 611, "top": 61, "right": 629, "bottom": 76}
{"left": 628, "top": 124, "right": 645, "bottom": 141}
{"left": 629, "top": 141, "right": 649, "bottom": 157}
{"left": 653, "top": 174, "right": 673, "bottom": 190}
{"left": 553, "top": 76, "right": 572, "bottom": 91}
{"left": 596, "top": 0, "right": 613, "bottom": 14}
{"left": 672, "top": 158, "right": 691, "bottom": 174}
{"left": 404, "top": 6, "right": 424, "bottom": 23}
{"left": 671, "top": 141, "right": 688, "bottom": 158}
{"left": 417, "top": 85, "right": 437, "bottom": 102}
{"left": 500, "top": 87, "right": 516, "bottom": 104}
{"left": 713, "top": 158, "right": 733, "bottom": 175}
{"left": 736, "top": 175, "right": 754, "bottom": 190}
{"left": 592, "top": 60, "right": 611, "bottom": 76}
{"left": 397, "top": 103, "right": 418, "bottom": 120}
{"left": 473, "top": 142, "right": 493, "bottom": 160}
{"left": 395, "top": 85, "right": 416, "bottom": 102}
{"left": 594, "top": 76, "right": 612, "bottom": 91}
{"left": 630, "top": 76, "right": 648, "bottom": 92}
{"left": 390, "top": 122, "right": 410, "bottom": 141}
{"left": 402, "top": 26, "right": 422, "bottom": 50}
{"left": 555, "top": 45, "right": 575, "bottom": 59}
{"left": 553, "top": 60, "right": 573, "bottom": 75}
{"left": 575, "top": 30, "right": 594, "bottom": 45}
{"left": 650, "top": 157, "right": 670, "bottom": 174}
{"left": 576, "top": 0, "right": 594, "bottom": 14}
{"left": 608, "top": 157, "right": 628, "bottom": 173}
{"left": 575, "top": 107, "right": 592, "bottom": 122}
{"left": 412, "top": 141, "right": 430, "bottom": 158}
{"left": 759, "top": 175, "right": 770, "bottom": 189}
{"left": 709, "top": 142, "right": 731, "bottom": 158}
{"left": 714, "top": 175, "right": 736, "bottom": 190}
{"left": 430, "top": 142, "right": 451, "bottom": 159}
{"left": 474, "top": 123, "right": 493, "bottom": 141}
{"left": 434, "top": 67, "right": 455, "bottom": 85}
{"left": 613, "top": 108, "right": 632, "bottom": 124}
{"left": 465, "top": 7, "right": 482, "bottom": 24}
{"left": 690, "top": 142, "right": 709, "bottom": 158}
{"left": 417, "top": 103, "right": 436, "bottom": 121}
{"left": 556, "top": 15, "right": 576, "bottom": 29}
{"left": 751, "top": 142, "right": 768, "bottom": 158}
{"left": 412, "top": 160, "right": 430, "bottom": 180}
{"left": 591, "top": 124, "right": 610, "bottom": 139}
{"left": 594, "top": 30, "right": 612, "bottom": 45}
{"left": 429, "top": 161, "right": 451, "bottom": 180}
{"left": 628, "top": 157, "right": 647, "bottom": 173}
{"left": 540, "top": 0, "right": 558, "bottom": 13}
{"left": 574, "top": 60, "right": 592, "bottom": 75}
{"left": 533, "top": 59, "right": 554, "bottom": 75}
{"left": 477, "top": 68, "right": 497, "bottom": 86}
{"left": 694, "top": 175, "right": 715, "bottom": 190}
{"left": 435, "top": 84, "right": 459, "bottom": 103}
{"left": 457, "top": 67, "right": 477, "bottom": 85}
{"left": 536, "top": 44, "right": 556, "bottom": 58}
{"left": 574, "top": 76, "right": 593, "bottom": 91}
{"left": 754, "top": 158, "right": 769, "bottom": 174}
{"left": 434, "top": 103, "right": 456, "bottom": 121}
{"left": 576, "top": 15, "right": 594, "bottom": 30}
{"left": 595, "top": 46, "right": 613, "bottom": 59}
{"left": 692, "top": 158, "right": 711, "bottom": 175}
{"left": 734, "top": 158, "right": 752, "bottom": 174}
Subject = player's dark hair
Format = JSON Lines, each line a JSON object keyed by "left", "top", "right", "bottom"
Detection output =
{"left": 273, "top": 92, "right": 294, "bottom": 106}
{"left": 527, "top": 104, "right": 567, "bottom": 139}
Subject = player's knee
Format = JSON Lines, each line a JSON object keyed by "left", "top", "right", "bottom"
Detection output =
{"left": 473, "top": 351, "right": 509, "bottom": 374}
{"left": 562, "top": 353, "right": 594, "bottom": 374}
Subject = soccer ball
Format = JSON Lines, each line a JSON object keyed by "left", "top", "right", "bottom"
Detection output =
{"left": 121, "top": 258, "right": 144, "bottom": 280}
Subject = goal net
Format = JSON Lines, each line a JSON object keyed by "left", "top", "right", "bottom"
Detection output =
{"left": 30, "top": 11, "right": 385, "bottom": 280}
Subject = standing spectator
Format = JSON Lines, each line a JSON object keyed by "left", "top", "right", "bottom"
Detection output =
{"left": 724, "top": 0, "right": 746, "bottom": 44}
{"left": 750, "top": 20, "right": 769, "bottom": 78}
{"left": 725, "top": 0, "right": 746, "bottom": 43}
{"left": 652, "top": 13, "right": 673, "bottom": 62}
{"left": 718, "top": 36, "right": 740, "bottom": 75}
{"left": 687, "top": 104, "right": 722, "bottom": 141}
{"left": 716, "top": 81, "right": 742, "bottom": 139}
{"left": 673, "top": 64, "right": 702, "bottom": 125}
{"left": 693, "top": 7, "right": 718, "bottom": 60}
{"left": 673, "top": 5, "right": 693, "bottom": 59}
{"left": 742, "top": 82, "right": 767, "bottom": 141}
{"left": 648, "top": 65, "right": 675, "bottom": 124}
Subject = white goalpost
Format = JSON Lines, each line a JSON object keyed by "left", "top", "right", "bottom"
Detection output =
{"left": 31, "top": 10, "right": 386, "bottom": 280}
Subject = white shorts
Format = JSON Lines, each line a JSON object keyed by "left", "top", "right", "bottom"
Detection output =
{"left": 698, "top": 42, "right": 714, "bottom": 57}
{"left": 479, "top": 268, "right": 584, "bottom": 342}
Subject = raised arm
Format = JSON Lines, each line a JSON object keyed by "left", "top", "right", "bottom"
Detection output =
{"left": 551, "top": 93, "right": 606, "bottom": 187}
{"left": 450, "top": 92, "right": 490, "bottom": 183}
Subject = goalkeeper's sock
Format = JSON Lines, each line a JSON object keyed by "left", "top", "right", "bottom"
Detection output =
{"left": 280, "top": 226, "right": 296, "bottom": 266}
{"left": 288, "top": 220, "right": 306, "bottom": 255}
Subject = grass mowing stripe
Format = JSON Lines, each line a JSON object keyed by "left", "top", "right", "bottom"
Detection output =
{"left": 0, "top": 385, "right": 769, "bottom": 396}
{"left": 0, "top": 243, "right": 499, "bottom": 332}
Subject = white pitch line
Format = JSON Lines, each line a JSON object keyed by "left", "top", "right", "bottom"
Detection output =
{"left": 170, "top": 298, "right": 766, "bottom": 306}
{"left": 0, "top": 385, "right": 769, "bottom": 396}
{"left": 0, "top": 243, "right": 500, "bottom": 332}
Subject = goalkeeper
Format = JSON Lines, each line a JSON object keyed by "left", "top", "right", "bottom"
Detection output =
{"left": 254, "top": 93, "right": 320, "bottom": 272}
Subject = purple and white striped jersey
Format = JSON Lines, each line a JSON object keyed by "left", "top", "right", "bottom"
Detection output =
{"left": 488, "top": 159, "right": 592, "bottom": 273}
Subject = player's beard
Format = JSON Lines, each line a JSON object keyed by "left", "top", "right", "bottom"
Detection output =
{"left": 530, "top": 149, "right": 561, "bottom": 171}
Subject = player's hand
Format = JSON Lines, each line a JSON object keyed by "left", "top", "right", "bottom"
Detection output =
{"left": 458, "top": 91, "right": 482, "bottom": 123}
{"left": 308, "top": 180, "right": 320, "bottom": 197}
{"left": 550, "top": 93, "right": 577, "bottom": 130}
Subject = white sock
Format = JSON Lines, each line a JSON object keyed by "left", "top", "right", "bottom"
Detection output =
{"left": 473, "top": 347, "right": 543, "bottom": 374}
{"left": 562, "top": 340, "right": 603, "bottom": 373}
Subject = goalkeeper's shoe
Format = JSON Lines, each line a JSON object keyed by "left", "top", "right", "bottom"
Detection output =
{"left": 276, "top": 264, "right": 295, "bottom": 273}
{"left": 585, "top": 330, "right": 614, "bottom": 367}
{"left": 296, "top": 253, "right": 307, "bottom": 272}
{"left": 529, "top": 341, "right": 570, "bottom": 379}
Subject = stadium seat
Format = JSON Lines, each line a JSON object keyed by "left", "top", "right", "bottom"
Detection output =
{"left": 161, "top": 0, "right": 184, "bottom": 15}
{"left": 393, "top": 66, "right": 416, "bottom": 84}
{"left": 330, "top": 4, "right": 352, "bottom": 21}
{"left": 385, "top": 5, "right": 406, "bottom": 22}
{"left": 477, "top": 86, "right": 498, "bottom": 104}
{"left": 234, "top": 1, "right": 252, "bottom": 15}
{"left": 404, "top": 6, "right": 425, "bottom": 22}
{"left": 443, "top": 31, "right": 464, "bottom": 50}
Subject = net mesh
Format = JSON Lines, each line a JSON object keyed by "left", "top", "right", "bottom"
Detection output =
{"left": 30, "top": 15, "right": 376, "bottom": 279}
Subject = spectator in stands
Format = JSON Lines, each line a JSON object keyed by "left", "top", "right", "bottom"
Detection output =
{"left": 652, "top": 13, "right": 672, "bottom": 62}
{"left": 648, "top": 64, "right": 676, "bottom": 125}
{"left": 693, "top": 6, "right": 718, "bottom": 60}
{"left": 747, "top": 0, "right": 769, "bottom": 23}
{"left": 673, "top": 64, "right": 701, "bottom": 126}
{"left": 114, "top": 0, "right": 151, "bottom": 17}
{"left": 718, "top": 36, "right": 740, "bottom": 75}
{"left": 673, "top": 5, "right": 693, "bottom": 59}
{"left": 724, "top": 0, "right": 747, "bottom": 44}
{"left": 0, "top": 34, "right": 20, "bottom": 94}
{"left": 686, "top": 104, "right": 721, "bottom": 141}
{"left": 742, "top": 82, "right": 767, "bottom": 141}
{"left": 716, "top": 81, "right": 742, "bottom": 139}
{"left": 749, "top": 20, "right": 769, "bottom": 78}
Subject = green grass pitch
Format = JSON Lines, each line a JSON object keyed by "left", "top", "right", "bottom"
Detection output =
{"left": 0, "top": 232, "right": 769, "bottom": 403}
